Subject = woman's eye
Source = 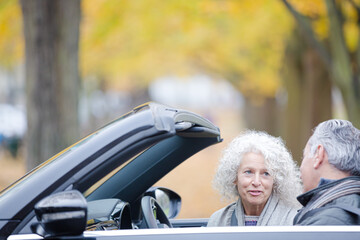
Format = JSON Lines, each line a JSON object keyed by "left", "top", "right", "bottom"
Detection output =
{"left": 244, "top": 170, "right": 252, "bottom": 174}
{"left": 263, "top": 172, "right": 270, "bottom": 176}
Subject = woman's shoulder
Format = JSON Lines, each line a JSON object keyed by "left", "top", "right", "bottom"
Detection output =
{"left": 276, "top": 198, "right": 300, "bottom": 216}
{"left": 276, "top": 200, "right": 300, "bottom": 225}
{"left": 262, "top": 195, "right": 300, "bottom": 226}
{"left": 207, "top": 202, "right": 237, "bottom": 227}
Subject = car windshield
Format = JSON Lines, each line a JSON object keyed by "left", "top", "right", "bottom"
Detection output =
{"left": 0, "top": 131, "right": 98, "bottom": 197}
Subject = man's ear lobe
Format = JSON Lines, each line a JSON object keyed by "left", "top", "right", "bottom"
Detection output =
{"left": 313, "top": 145, "right": 325, "bottom": 169}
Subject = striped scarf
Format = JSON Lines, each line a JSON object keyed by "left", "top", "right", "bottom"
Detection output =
{"left": 297, "top": 179, "right": 360, "bottom": 220}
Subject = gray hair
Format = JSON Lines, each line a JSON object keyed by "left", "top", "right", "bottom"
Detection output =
{"left": 307, "top": 119, "right": 360, "bottom": 176}
{"left": 213, "top": 130, "right": 302, "bottom": 207}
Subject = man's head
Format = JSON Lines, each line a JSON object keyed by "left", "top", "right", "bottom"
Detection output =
{"left": 300, "top": 119, "right": 360, "bottom": 192}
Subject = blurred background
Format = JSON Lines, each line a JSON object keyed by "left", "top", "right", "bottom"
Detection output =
{"left": 0, "top": 0, "right": 359, "bottom": 218}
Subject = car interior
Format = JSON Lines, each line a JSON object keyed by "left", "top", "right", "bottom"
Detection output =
{"left": 80, "top": 130, "right": 220, "bottom": 231}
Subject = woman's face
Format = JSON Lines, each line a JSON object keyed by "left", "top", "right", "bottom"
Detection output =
{"left": 235, "top": 152, "right": 274, "bottom": 216}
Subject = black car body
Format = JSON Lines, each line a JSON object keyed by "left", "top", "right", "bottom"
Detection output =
{"left": 1, "top": 102, "right": 360, "bottom": 239}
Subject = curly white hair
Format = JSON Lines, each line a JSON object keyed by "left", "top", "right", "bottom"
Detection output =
{"left": 213, "top": 130, "right": 302, "bottom": 207}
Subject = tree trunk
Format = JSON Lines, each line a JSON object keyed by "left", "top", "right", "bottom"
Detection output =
{"left": 326, "top": 0, "right": 360, "bottom": 128}
{"left": 282, "top": 28, "right": 332, "bottom": 164}
{"left": 243, "top": 97, "right": 280, "bottom": 137}
{"left": 20, "top": 0, "right": 81, "bottom": 170}
{"left": 282, "top": 0, "right": 360, "bottom": 129}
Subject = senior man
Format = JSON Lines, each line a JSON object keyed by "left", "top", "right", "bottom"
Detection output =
{"left": 294, "top": 119, "right": 360, "bottom": 225}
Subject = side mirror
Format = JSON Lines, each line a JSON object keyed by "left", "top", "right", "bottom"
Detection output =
{"left": 145, "top": 187, "right": 181, "bottom": 219}
{"left": 31, "top": 190, "right": 87, "bottom": 238}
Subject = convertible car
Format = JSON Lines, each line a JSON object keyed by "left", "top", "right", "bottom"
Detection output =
{"left": 1, "top": 102, "right": 360, "bottom": 240}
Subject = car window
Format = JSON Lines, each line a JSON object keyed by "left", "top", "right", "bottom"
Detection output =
{"left": 83, "top": 145, "right": 153, "bottom": 197}
{"left": 153, "top": 142, "right": 226, "bottom": 219}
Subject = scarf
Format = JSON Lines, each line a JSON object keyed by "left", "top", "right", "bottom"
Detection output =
{"left": 296, "top": 179, "right": 360, "bottom": 220}
{"left": 234, "top": 193, "right": 296, "bottom": 226}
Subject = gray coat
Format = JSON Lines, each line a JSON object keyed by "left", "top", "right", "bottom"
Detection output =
{"left": 207, "top": 194, "right": 298, "bottom": 226}
{"left": 294, "top": 176, "right": 360, "bottom": 225}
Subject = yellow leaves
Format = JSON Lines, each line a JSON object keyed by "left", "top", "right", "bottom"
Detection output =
{"left": 82, "top": 0, "right": 202, "bottom": 88}
{"left": 287, "top": 0, "right": 360, "bottom": 52}
{"left": 288, "top": 0, "right": 329, "bottom": 40}
{"left": 341, "top": 1, "right": 360, "bottom": 53}
{"left": 288, "top": 0, "right": 327, "bottom": 18}
{"left": 312, "top": 15, "right": 329, "bottom": 40}
{"left": 0, "top": 0, "right": 295, "bottom": 101}
{"left": 0, "top": 0, "right": 23, "bottom": 69}
{"left": 344, "top": 21, "right": 359, "bottom": 52}
{"left": 9, "top": 0, "right": 290, "bottom": 99}
{"left": 195, "top": 0, "right": 293, "bottom": 99}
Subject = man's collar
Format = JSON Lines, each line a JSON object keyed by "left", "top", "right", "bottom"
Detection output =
{"left": 297, "top": 176, "right": 360, "bottom": 206}
{"left": 318, "top": 178, "right": 336, "bottom": 186}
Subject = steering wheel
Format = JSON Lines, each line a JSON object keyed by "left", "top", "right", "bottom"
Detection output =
{"left": 140, "top": 196, "right": 173, "bottom": 228}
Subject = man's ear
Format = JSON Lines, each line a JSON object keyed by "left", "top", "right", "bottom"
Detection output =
{"left": 313, "top": 144, "right": 325, "bottom": 169}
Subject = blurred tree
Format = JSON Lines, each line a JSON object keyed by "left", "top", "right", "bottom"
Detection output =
{"left": 283, "top": 0, "right": 360, "bottom": 127}
{"left": 281, "top": 27, "right": 332, "bottom": 163}
{"left": 20, "top": 0, "right": 81, "bottom": 170}
{"left": 81, "top": 0, "right": 294, "bottom": 134}
{"left": 2, "top": 0, "right": 350, "bottom": 167}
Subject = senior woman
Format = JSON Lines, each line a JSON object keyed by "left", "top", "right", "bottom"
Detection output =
{"left": 207, "top": 131, "right": 302, "bottom": 226}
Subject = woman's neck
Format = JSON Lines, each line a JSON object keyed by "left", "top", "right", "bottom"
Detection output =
{"left": 242, "top": 202, "right": 265, "bottom": 216}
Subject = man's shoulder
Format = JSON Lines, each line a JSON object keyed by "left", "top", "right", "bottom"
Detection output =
{"left": 296, "top": 193, "right": 360, "bottom": 225}
{"left": 326, "top": 192, "right": 360, "bottom": 213}
{"left": 297, "top": 205, "right": 358, "bottom": 225}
